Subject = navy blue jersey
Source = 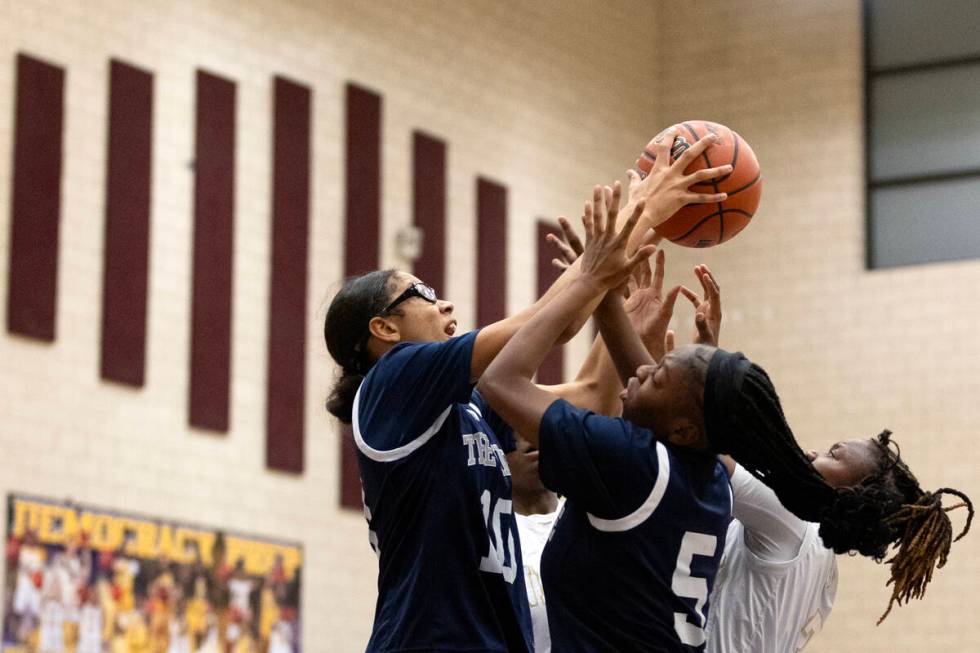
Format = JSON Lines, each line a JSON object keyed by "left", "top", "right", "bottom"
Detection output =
{"left": 352, "top": 330, "right": 534, "bottom": 653}
{"left": 538, "top": 399, "right": 731, "bottom": 653}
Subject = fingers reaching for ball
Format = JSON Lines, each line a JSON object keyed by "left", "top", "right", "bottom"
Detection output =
{"left": 578, "top": 182, "right": 655, "bottom": 290}
{"left": 630, "top": 121, "right": 762, "bottom": 247}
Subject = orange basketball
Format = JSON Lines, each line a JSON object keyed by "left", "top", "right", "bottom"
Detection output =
{"left": 635, "top": 120, "right": 762, "bottom": 248}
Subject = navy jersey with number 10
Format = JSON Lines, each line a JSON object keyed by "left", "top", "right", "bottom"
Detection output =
{"left": 352, "top": 330, "right": 534, "bottom": 653}
{"left": 538, "top": 399, "right": 731, "bottom": 653}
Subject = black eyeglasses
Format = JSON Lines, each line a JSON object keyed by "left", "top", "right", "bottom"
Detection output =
{"left": 379, "top": 282, "right": 437, "bottom": 315}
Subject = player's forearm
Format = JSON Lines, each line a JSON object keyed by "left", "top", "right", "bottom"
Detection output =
{"left": 520, "top": 256, "right": 598, "bottom": 343}
{"left": 484, "top": 277, "right": 605, "bottom": 387}
{"left": 480, "top": 277, "right": 606, "bottom": 444}
{"left": 593, "top": 291, "right": 655, "bottom": 385}
{"left": 574, "top": 334, "right": 625, "bottom": 415}
{"left": 542, "top": 334, "right": 624, "bottom": 416}
{"left": 620, "top": 196, "right": 669, "bottom": 255}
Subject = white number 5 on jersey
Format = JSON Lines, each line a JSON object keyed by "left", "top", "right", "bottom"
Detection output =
{"left": 672, "top": 531, "right": 718, "bottom": 646}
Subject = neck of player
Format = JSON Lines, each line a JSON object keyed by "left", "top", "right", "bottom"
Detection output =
{"left": 513, "top": 489, "right": 559, "bottom": 517}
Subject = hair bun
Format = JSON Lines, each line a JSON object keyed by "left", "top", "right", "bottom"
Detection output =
{"left": 817, "top": 485, "right": 902, "bottom": 559}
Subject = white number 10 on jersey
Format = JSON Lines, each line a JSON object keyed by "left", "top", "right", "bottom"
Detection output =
{"left": 672, "top": 531, "right": 719, "bottom": 646}
{"left": 478, "top": 490, "right": 518, "bottom": 584}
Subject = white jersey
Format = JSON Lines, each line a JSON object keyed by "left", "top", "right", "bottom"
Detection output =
{"left": 13, "top": 545, "right": 44, "bottom": 616}
{"left": 268, "top": 621, "right": 293, "bottom": 653}
{"left": 515, "top": 499, "right": 563, "bottom": 653}
{"left": 77, "top": 604, "right": 103, "bottom": 653}
{"left": 706, "top": 465, "right": 837, "bottom": 653}
{"left": 228, "top": 577, "right": 254, "bottom": 615}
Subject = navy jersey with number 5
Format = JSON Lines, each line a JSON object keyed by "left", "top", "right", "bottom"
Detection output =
{"left": 538, "top": 399, "right": 731, "bottom": 653}
{"left": 352, "top": 330, "right": 534, "bottom": 653}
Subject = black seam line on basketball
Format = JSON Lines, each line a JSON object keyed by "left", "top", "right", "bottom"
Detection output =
{"left": 688, "top": 172, "right": 761, "bottom": 197}
{"left": 681, "top": 122, "right": 717, "bottom": 183}
{"left": 682, "top": 121, "right": 724, "bottom": 199}
{"left": 642, "top": 150, "right": 657, "bottom": 162}
{"left": 672, "top": 208, "right": 754, "bottom": 242}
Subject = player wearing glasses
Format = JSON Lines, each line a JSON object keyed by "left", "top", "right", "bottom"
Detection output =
{"left": 323, "top": 131, "right": 729, "bottom": 652}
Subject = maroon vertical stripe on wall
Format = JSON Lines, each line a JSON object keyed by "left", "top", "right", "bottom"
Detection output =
{"left": 7, "top": 54, "right": 65, "bottom": 341}
{"left": 101, "top": 60, "right": 153, "bottom": 386}
{"left": 412, "top": 132, "right": 446, "bottom": 297}
{"left": 189, "top": 70, "right": 236, "bottom": 432}
{"left": 536, "top": 221, "right": 564, "bottom": 384}
{"left": 477, "top": 178, "right": 507, "bottom": 326}
{"left": 344, "top": 84, "right": 381, "bottom": 277}
{"left": 267, "top": 76, "right": 311, "bottom": 474}
{"left": 340, "top": 83, "right": 382, "bottom": 508}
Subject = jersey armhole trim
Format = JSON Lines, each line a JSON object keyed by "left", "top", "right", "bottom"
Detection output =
{"left": 351, "top": 383, "right": 452, "bottom": 462}
{"left": 587, "top": 441, "right": 670, "bottom": 532}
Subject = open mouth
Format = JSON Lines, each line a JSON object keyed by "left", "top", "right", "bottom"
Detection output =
{"left": 621, "top": 377, "right": 638, "bottom": 401}
{"left": 445, "top": 320, "right": 457, "bottom": 337}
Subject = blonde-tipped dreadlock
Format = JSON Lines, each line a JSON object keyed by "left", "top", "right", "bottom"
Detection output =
{"left": 878, "top": 486, "right": 974, "bottom": 623}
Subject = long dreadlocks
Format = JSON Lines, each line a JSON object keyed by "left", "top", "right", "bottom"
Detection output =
{"left": 700, "top": 348, "right": 974, "bottom": 623}
{"left": 863, "top": 431, "right": 974, "bottom": 623}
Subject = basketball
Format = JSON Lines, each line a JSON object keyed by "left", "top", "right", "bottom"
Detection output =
{"left": 635, "top": 120, "right": 762, "bottom": 248}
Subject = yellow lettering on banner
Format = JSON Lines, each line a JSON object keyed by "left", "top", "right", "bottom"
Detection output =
{"left": 172, "top": 529, "right": 195, "bottom": 564}
{"left": 278, "top": 546, "right": 302, "bottom": 581}
{"left": 78, "top": 513, "right": 95, "bottom": 541}
{"left": 225, "top": 537, "right": 252, "bottom": 571}
{"left": 157, "top": 526, "right": 176, "bottom": 562}
{"left": 9, "top": 497, "right": 298, "bottom": 578}
{"left": 196, "top": 532, "right": 216, "bottom": 566}
{"left": 27, "top": 503, "right": 87, "bottom": 545}
{"left": 225, "top": 537, "right": 301, "bottom": 579}
{"left": 135, "top": 521, "right": 158, "bottom": 558}
{"left": 11, "top": 500, "right": 39, "bottom": 538}
{"left": 61, "top": 509, "right": 80, "bottom": 541}
{"left": 88, "top": 514, "right": 124, "bottom": 550}
{"left": 122, "top": 519, "right": 140, "bottom": 556}
{"left": 38, "top": 504, "right": 63, "bottom": 544}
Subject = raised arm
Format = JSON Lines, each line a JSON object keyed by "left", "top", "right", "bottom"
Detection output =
{"left": 592, "top": 287, "right": 656, "bottom": 387}
{"left": 478, "top": 184, "right": 655, "bottom": 445}
{"left": 543, "top": 219, "right": 688, "bottom": 412}
{"left": 469, "top": 257, "right": 587, "bottom": 382}
{"left": 539, "top": 216, "right": 629, "bottom": 415}
{"left": 472, "top": 134, "right": 730, "bottom": 382}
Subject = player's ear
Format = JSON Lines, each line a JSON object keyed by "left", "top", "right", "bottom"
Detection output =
{"left": 667, "top": 420, "right": 709, "bottom": 450}
{"left": 368, "top": 315, "right": 401, "bottom": 344}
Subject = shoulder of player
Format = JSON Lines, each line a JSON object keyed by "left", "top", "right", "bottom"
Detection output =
{"left": 373, "top": 332, "right": 479, "bottom": 374}
{"left": 663, "top": 443, "right": 728, "bottom": 476}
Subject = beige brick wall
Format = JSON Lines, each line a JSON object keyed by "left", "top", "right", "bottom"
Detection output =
{"left": 655, "top": 1, "right": 980, "bottom": 651}
{"left": 0, "top": 1, "right": 663, "bottom": 650}
{"left": 3, "top": 0, "right": 978, "bottom": 651}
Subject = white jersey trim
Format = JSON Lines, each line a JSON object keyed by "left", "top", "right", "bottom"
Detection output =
{"left": 351, "top": 383, "right": 451, "bottom": 462}
{"left": 587, "top": 441, "right": 670, "bottom": 532}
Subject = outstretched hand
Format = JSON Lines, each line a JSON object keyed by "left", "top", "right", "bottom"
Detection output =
{"left": 546, "top": 216, "right": 584, "bottom": 270}
{"left": 679, "top": 264, "right": 722, "bottom": 347}
{"left": 626, "top": 127, "right": 733, "bottom": 229}
{"left": 578, "top": 182, "right": 657, "bottom": 291}
{"left": 623, "top": 250, "right": 689, "bottom": 362}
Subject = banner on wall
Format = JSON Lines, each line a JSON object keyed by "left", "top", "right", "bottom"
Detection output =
{"left": 2, "top": 494, "right": 302, "bottom": 653}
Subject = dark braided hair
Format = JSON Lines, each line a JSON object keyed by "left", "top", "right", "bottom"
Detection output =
{"left": 703, "top": 357, "right": 837, "bottom": 522}
{"left": 324, "top": 270, "right": 399, "bottom": 423}
{"left": 700, "top": 350, "right": 974, "bottom": 622}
